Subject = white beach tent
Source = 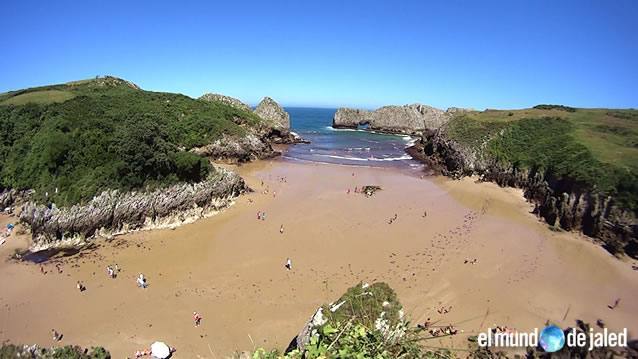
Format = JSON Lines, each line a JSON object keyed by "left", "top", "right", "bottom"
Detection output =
{"left": 150, "top": 341, "right": 171, "bottom": 359}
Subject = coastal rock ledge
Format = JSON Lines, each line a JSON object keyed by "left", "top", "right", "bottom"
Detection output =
{"left": 19, "top": 167, "right": 248, "bottom": 250}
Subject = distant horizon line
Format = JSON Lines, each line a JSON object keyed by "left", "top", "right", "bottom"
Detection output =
{"left": 2, "top": 75, "right": 636, "bottom": 112}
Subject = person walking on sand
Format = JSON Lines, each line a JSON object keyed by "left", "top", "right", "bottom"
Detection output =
{"left": 280, "top": 224, "right": 284, "bottom": 234}
{"left": 285, "top": 258, "right": 292, "bottom": 271}
{"left": 137, "top": 273, "right": 147, "bottom": 288}
{"left": 76, "top": 281, "right": 85, "bottom": 292}
{"left": 193, "top": 311, "right": 202, "bottom": 327}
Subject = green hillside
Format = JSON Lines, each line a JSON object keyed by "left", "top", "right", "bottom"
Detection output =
{"left": 0, "top": 76, "right": 264, "bottom": 206}
{"left": 445, "top": 106, "right": 638, "bottom": 212}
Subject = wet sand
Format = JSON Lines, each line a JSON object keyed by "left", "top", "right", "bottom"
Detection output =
{"left": 1, "top": 159, "right": 637, "bottom": 358}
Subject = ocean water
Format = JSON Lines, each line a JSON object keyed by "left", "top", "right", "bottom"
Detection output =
{"left": 283, "top": 107, "right": 423, "bottom": 170}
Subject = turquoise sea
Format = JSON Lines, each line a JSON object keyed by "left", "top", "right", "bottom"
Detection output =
{"left": 283, "top": 107, "right": 423, "bottom": 170}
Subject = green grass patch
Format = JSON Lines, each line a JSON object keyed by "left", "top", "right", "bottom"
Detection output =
{"left": 1, "top": 90, "right": 76, "bottom": 106}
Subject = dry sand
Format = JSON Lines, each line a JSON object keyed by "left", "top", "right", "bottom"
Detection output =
{"left": 1, "top": 159, "right": 637, "bottom": 358}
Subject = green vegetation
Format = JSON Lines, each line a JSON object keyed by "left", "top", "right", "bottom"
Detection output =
{"left": 249, "top": 283, "right": 454, "bottom": 359}
{"left": 532, "top": 104, "right": 576, "bottom": 112}
{"left": 0, "top": 90, "right": 76, "bottom": 106}
{"left": 445, "top": 107, "right": 638, "bottom": 213}
{"left": 0, "top": 76, "right": 264, "bottom": 206}
{"left": 0, "top": 343, "right": 110, "bottom": 358}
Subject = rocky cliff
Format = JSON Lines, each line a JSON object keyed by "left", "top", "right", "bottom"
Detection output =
{"left": 254, "top": 97, "right": 290, "bottom": 130}
{"left": 200, "top": 94, "right": 307, "bottom": 144}
{"left": 332, "top": 104, "right": 456, "bottom": 134}
{"left": 199, "top": 93, "right": 252, "bottom": 112}
{"left": 413, "top": 129, "right": 638, "bottom": 258}
{"left": 19, "top": 167, "right": 248, "bottom": 249}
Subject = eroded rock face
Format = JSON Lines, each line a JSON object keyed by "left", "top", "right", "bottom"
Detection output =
{"left": 19, "top": 167, "right": 249, "bottom": 249}
{"left": 199, "top": 93, "right": 251, "bottom": 112}
{"left": 333, "top": 104, "right": 453, "bottom": 134}
{"left": 255, "top": 97, "right": 290, "bottom": 130}
{"left": 191, "top": 134, "right": 278, "bottom": 163}
{"left": 414, "top": 130, "right": 638, "bottom": 258}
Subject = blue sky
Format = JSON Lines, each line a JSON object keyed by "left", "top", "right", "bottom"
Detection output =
{"left": 2, "top": 0, "right": 637, "bottom": 109}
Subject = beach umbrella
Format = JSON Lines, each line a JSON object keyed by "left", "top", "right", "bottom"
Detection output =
{"left": 150, "top": 341, "right": 170, "bottom": 359}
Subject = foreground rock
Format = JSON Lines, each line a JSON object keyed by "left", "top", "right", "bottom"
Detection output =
{"left": 413, "top": 129, "right": 638, "bottom": 258}
{"left": 332, "top": 104, "right": 460, "bottom": 134}
{"left": 287, "top": 282, "right": 407, "bottom": 354}
{"left": 19, "top": 167, "right": 248, "bottom": 250}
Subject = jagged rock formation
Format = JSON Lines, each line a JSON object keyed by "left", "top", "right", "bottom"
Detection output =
{"left": 200, "top": 94, "right": 307, "bottom": 144}
{"left": 191, "top": 134, "right": 278, "bottom": 163}
{"left": 19, "top": 168, "right": 248, "bottom": 249}
{"left": 255, "top": 97, "right": 291, "bottom": 130}
{"left": 332, "top": 104, "right": 455, "bottom": 134}
{"left": 198, "top": 93, "right": 252, "bottom": 112}
{"left": 412, "top": 130, "right": 638, "bottom": 258}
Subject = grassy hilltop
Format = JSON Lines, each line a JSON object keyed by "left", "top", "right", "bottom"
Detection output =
{"left": 0, "top": 76, "right": 264, "bottom": 206}
{"left": 443, "top": 105, "right": 638, "bottom": 214}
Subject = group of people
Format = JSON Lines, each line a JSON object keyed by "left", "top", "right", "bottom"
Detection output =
{"left": 256, "top": 211, "right": 267, "bottom": 221}
{"left": 106, "top": 264, "right": 119, "bottom": 279}
{"left": 388, "top": 213, "right": 398, "bottom": 224}
{"left": 417, "top": 319, "right": 459, "bottom": 337}
{"left": 463, "top": 258, "right": 478, "bottom": 265}
{"left": 436, "top": 305, "right": 452, "bottom": 314}
{"left": 428, "top": 325, "right": 459, "bottom": 337}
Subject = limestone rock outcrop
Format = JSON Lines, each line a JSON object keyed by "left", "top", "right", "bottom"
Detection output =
{"left": 254, "top": 97, "right": 291, "bottom": 130}
{"left": 332, "top": 104, "right": 454, "bottom": 134}
{"left": 19, "top": 167, "right": 248, "bottom": 249}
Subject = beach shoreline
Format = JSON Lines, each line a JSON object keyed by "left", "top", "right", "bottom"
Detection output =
{"left": 1, "top": 158, "right": 637, "bottom": 358}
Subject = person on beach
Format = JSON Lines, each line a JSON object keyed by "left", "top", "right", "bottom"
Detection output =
{"left": 137, "top": 273, "right": 147, "bottom": 288}
{"left": 51, "top": 329, "right": 62, "bottom": 341}
{"left": 193, "top": 311, "right": 202, "bottom": 327}
{"left": 106, "top": 266, "right": 115, "bottom": 278}
{"left": 608, "top": 298, "right": 621, "bottom": 309}
{"left": 76, "top": 281, "right": 85, "bottom": 292}
{"left": 285, "top": 258, "right": 292, "bottom": 271}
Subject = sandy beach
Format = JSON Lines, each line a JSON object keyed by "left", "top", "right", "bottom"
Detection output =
{"left": 1, "top": 158, "right": 637, "bottom": 358}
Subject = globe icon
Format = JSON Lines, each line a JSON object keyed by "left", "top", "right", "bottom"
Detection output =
{"left": 539, "top": 325, "right": 565, "bottom": 353}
